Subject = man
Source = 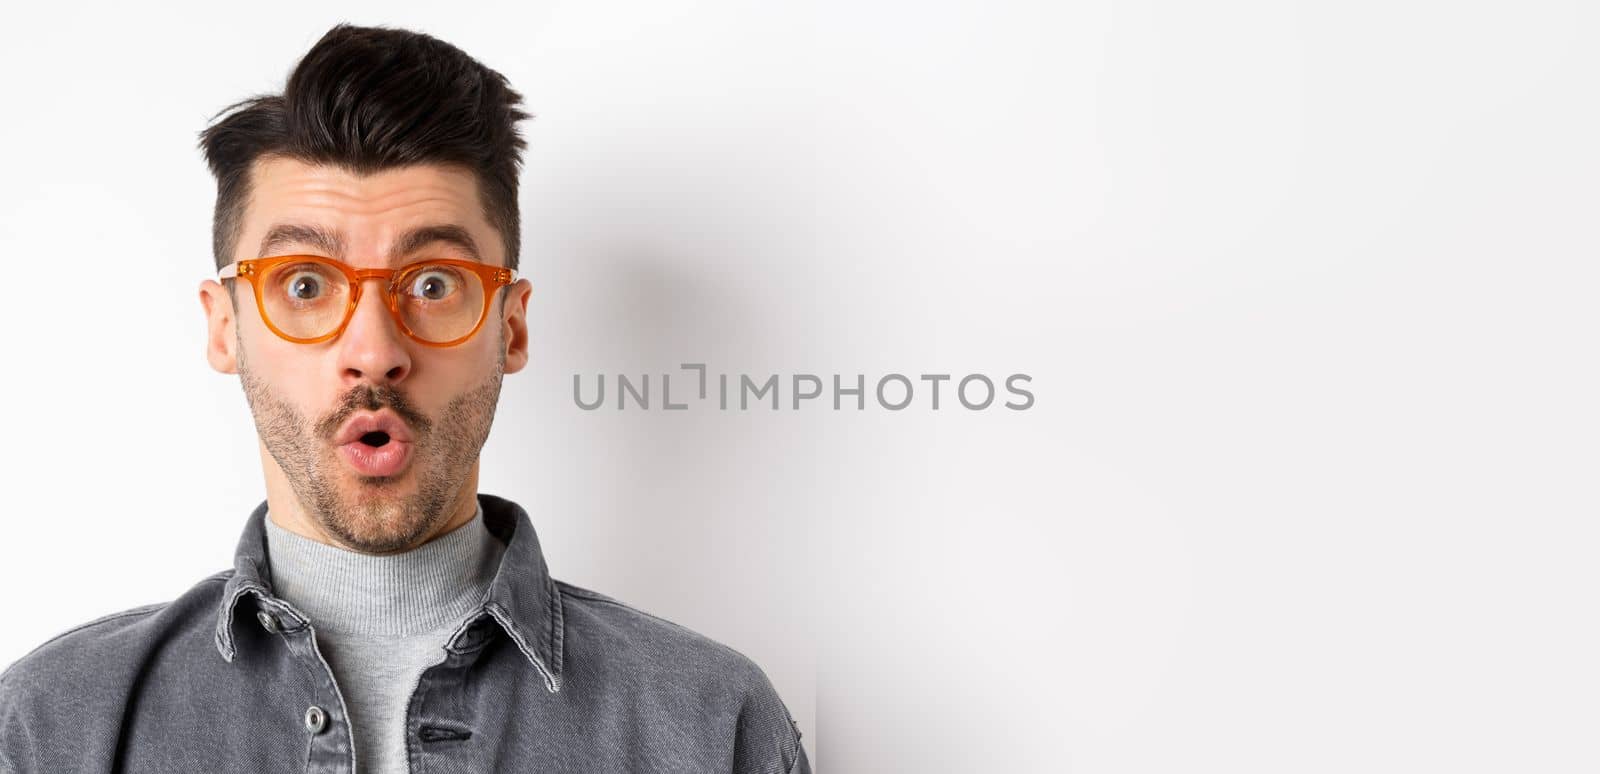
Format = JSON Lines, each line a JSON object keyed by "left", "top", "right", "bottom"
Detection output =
{"left": 0, "top": 23, "right": 810, "bottom": 774}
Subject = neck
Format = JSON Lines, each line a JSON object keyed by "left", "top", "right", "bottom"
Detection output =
{"left": 262, "top": 497, "right": 501, "bottom": 636}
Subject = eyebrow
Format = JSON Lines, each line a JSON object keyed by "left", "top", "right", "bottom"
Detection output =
{"left": 257, "top": 222, "right": 485, "bottom": 264}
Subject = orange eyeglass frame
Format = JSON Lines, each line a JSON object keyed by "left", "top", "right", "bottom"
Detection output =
{"left": 218, "top": 254, "right": 521, "bottom": 348}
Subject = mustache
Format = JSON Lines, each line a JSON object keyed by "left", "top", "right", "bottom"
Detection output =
{"left": 315, "top": 384, "right": 433, "bottom": 441}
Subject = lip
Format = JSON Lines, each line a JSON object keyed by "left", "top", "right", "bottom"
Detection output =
{"left": 338, "top": 438, "right": 413, "bottom": 477}
{"left": 333, "top": 409, "right": 416, "bottom": 446}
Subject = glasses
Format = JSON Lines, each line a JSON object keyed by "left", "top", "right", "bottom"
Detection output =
{"left": 219, "top": 255, "right": 520, "bottom": 347}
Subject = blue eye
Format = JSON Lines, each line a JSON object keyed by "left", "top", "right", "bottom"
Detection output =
{"left": 409, "top": 268, "right": 461, "bottom": 301}
{"left": 287, "top": 273, "right": 323, "bottom": 300}
{"left": 277, "top": 263, "right": 342, "bottom": 303}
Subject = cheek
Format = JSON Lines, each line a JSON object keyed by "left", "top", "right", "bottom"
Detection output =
{"left": 426, "top": 336, "right": 501, "bottom": 376}
{"left": 242, "top": 335, "right": 328, "bottom": 409}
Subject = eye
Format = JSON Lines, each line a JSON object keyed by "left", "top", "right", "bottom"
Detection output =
{"left": 288, "top": 274, "right": 321, "bottom": 299}
{"left": 283, "top": 269, "right": 328, "bottom": 301}
{"left": 408, "top": 267, "right": 461, "bottom": 301}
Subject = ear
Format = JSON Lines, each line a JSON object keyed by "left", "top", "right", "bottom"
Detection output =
{"left": 199, "top": 279, "right": 239, "bottom": 374}
{"left": 501, "top": 278, "right": 533, "bottom": 374}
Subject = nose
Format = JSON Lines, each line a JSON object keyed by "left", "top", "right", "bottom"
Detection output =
{"left": 336, "top": 278, "right": 412, "bottom": 386}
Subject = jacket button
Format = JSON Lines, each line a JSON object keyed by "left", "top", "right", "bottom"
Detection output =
{"left": 304, "top": 705, "right": 327, "bottom": 734}
{"left": 256, "top": 611, "right": 279, "bottom": 633}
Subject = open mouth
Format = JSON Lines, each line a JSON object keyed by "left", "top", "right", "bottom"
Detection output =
{"left": 339, "top": 432, "right": 412, "bottom": 477}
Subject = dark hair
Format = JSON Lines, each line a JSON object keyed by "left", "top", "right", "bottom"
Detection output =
{"left": 197, "top": 23, "right": 532, "bottom": 282}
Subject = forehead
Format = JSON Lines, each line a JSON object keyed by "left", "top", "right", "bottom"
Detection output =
{"left": 240, "top": 156, "right": 499, "bottom": 265}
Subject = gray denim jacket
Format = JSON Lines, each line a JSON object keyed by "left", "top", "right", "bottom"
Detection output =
{"left": 0, "top": 493, "right": 810, "bottom": 773}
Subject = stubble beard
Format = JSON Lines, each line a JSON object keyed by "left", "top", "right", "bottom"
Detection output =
{"left": 237, "top": 334, "right": 505, "bottom": 555}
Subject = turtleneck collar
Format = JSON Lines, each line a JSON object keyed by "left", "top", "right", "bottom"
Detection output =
{"left": 260, "top": 500, "right": 503, "bottom": 637}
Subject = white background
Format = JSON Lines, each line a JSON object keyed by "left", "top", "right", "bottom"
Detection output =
{"left": 2, "top": 1, "right": 1597, "bottom": 772}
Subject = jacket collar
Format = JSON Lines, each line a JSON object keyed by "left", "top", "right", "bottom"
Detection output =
{"left": 213, "top": 492, "right": 564, "bottom": 693}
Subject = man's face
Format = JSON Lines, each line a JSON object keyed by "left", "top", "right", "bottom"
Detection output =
{"left": 199, "top": 157, "right": 531, "bottom": 554}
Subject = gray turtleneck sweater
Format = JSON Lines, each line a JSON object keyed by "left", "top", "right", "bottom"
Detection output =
{"left": 263, "top": 500, "right": 505, "bottom": 774}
